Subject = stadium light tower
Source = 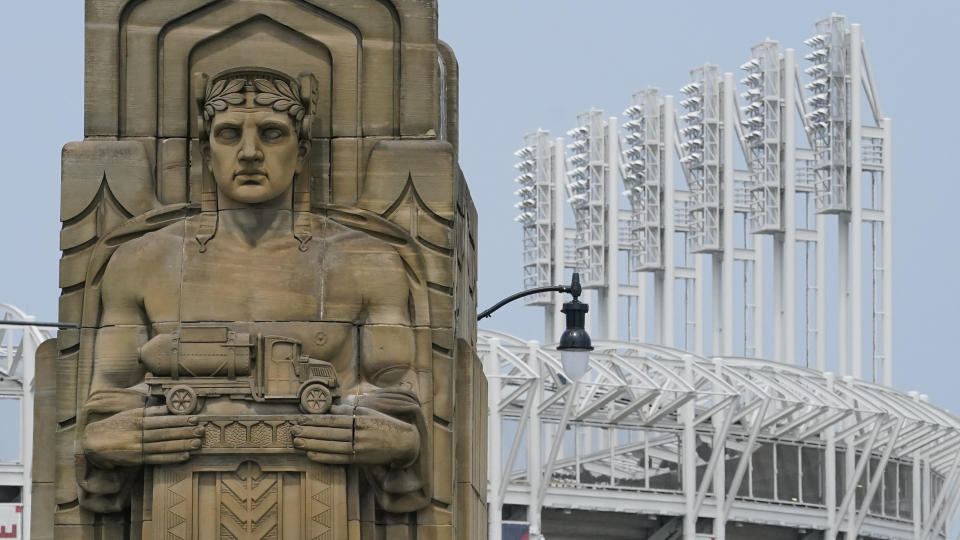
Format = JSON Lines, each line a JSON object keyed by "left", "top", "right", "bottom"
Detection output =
{"left": 738, "top": 40, "right": 800, "bottom": 367}
{"left": 741, "top": 40, "right": 783, "bottom": 234}
{"left": 499, "top": 15, "right": 913, "bottom": 540}
{"left": 566, "top": 110, "right": 620, "bottom": 340}
{"left": 621, "top": 89, "right": 688, "bottom": 348}
{"left": 802, "top": 15, "right": 893, "bottom": 384}
{"left": 681, "top": 65, "right": 721, "bottom": 254}
{"left": 511, "top": 16, "right": 891, "bottom": 383}
{"left": 514, "top": 130, "right": 567, "bottom": 341}
{"left": 622, "top": 89, "right": 663, "bottom": 272}
{"left": 680, "top": 65, "right": 737, "bottom": 356}
{"left": 805, "top": 17, "right": 849, "bottom": 213}
{"left": 566, "top": 112, "right": 606, "bottom": 286}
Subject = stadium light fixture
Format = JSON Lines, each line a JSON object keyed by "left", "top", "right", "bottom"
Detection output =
{"left": 805, "top": 64, "right": 828, "bottom": 77}
{"left": 680, "top": 82, "right": 703, "bottom": 95}
{"left": 805, "top": 48, "right": 829, "bottom": 62}
{"left": 804, "top": 34, "right": 827, "bottom": 47}
{"left": 513, "top": 146, "right": 535, "bottom": 158}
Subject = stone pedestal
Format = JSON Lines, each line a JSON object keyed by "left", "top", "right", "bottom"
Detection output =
{"left": 149, "top": 457, "right": 345, "bottom": 540}
{"left": 144, "top": 415, "right": 346, "bottom": 538}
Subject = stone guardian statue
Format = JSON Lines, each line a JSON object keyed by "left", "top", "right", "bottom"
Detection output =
{"left": 32, "top": 2, "right": 484, "bottom": 539}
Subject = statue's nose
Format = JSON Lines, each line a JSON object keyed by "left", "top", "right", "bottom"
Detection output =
{"left": 238, "top": 129, "right": 263, "bottom": 162}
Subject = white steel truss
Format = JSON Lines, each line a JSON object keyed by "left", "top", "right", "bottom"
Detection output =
{"left": 565, "top": 110, "right": 621, "bottom": 340}
{"left": 800, "top": 15, "right": 894, "bottom": 384}
{"left": 513, "top": 14, "right": 892, "bottom": 382}
{"left": 0, "top": 303, "right": 52, "bottom": 540}
{"left": 742, "top": 40, "right": 783, "bottom": 234}
{"left": 515, "top": 130, "right": 556, "bottom": 304}
{"left": 681, "top": 65, "right": 723, "bottom": 254}
{"left": 623, "top": 88, "right": 664, "bottom": 272}
{"left": 805, "top": 15, "right": 849, "bottom": 213}
{"left": 567, "top": 110, "right": 608, "bottom": 288}
{"left": 482, "top": 331, "right": 960, "bottom": 540}
{"left": 515, "top": 131, "right": 569, "bottom": 340}
{"left": 506, "top": 13, "right": 906, "bottom": 540}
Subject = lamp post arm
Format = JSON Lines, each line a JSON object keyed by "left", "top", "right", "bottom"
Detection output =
{"left": 477, "top": 272, "right": 584, "bottom": 322}
{"left": 477, "top": 285, "right": 570, "bottom": 321}
{"left": 0, "top": 320, "right": 78, "bottom": 329}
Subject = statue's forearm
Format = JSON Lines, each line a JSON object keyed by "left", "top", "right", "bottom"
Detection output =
{"left": 89, "top": 325, "right": 148, "bottom": 395}
{"left": 355, "top": 388, "right": 432, "bottom": 512}
{"left": 358, "top": 324, "right": 418, "bottom": 392}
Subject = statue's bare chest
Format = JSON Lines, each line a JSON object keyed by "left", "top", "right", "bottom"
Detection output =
{"left": 144, "top": 236, "right": 362, "bottom": 324}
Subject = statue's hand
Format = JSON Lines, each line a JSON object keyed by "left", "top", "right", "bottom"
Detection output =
{"left": 83, "top": 405, "right": 205, "bottom": 467}
{"left": 293, "top": 405, "right": 419, "bottom": 467}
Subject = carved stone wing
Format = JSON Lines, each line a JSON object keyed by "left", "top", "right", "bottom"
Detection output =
{"left": 52, "top": 139, "right": 189, "bottom": 525}
{"left": 355, "top": 139, "right": 482, "bottom": 528}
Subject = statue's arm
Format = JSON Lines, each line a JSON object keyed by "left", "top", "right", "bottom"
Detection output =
{"left": 89, "top": 253, "right": 150, "bottom": 397}
{"left": 295, "top": 247, "right": 431, "bottom": 511}
{"left": 81, "top": 242, "right": 202, "bottom": 476}
{"left": 77, "top": 244, "right": 197, "bottom": 512}
{"left": 357, "top": 251, "right": 431, "bottom": 511}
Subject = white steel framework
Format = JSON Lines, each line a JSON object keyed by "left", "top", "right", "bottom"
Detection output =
{"left": 567, "top": 110, "right": 608, "bottom": 288}
{"left": 515, "top": 131, "right": 568, "bottom": 340}
{"left": 682, "top": 64, "right": 723, "bottom": 255}
{"left": 806, "top": 16, "right": 849, "bottom": 214}
{"left": 482, "top": 331, "right": 960, "bottom": 540}
{"left": 515, "top": 15, "right": 892, "bottom": 383}
{"left": 0, "top": 304, "right": 51, "bottom": 540}
{"left": 505, "top": 14, "right": 907, "bottom": 540}
{"left": 623, "top": 89, "right": 663, "bottom": 273}
{"left": 742, "top": 40, "right": 783, "bottom": 234}
{"left": 515, "top": 130, "right": 557, "bottom": 303}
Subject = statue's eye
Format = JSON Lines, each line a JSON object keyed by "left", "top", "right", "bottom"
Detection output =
{"left": 216, "top": 127, "right": 240, "bottom": 141}
{"left": 261, "top": 128, "right": 284, "bottom": 141}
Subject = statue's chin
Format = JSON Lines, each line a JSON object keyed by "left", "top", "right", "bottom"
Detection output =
{"left": 227, "top": 188, "right": 275, "bottom": 204}
{"left": 218, "top": 181, "right": 293, "bottom": 206}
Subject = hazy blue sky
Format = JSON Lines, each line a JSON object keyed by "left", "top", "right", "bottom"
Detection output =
{"left": 1, "top": 1, "right": 959, "bottom": 529}
{"left": 435, "top": 1, "right": 960, "bottom": 411}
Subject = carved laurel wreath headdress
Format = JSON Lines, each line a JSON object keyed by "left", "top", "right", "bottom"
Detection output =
{"left": 196, "top": 67, "right": 318, "bottom": 141}
{"left": 193, "top": 68, "right": 320, "bottom": 252}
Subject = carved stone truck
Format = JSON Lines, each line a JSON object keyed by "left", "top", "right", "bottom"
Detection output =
{"left": 139, "top": 327, "right": 340, "bottom": 415}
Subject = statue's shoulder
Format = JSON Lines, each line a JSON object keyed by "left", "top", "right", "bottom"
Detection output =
{"left": 313, "top": 207, "right": 422, "bottom": 295}
{"left": 100, "top": 208, "right": 197, "bottom": 282}
{"left": 111, "top": 219, "right": 188, "bottom": 262}
{"left": 87, "top": 205, "right": 194, "bottom": 313}
{"left": 314, "top": 206, "right": 412, "bottom": 255}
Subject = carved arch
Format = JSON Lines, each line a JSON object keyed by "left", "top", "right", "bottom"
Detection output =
{"left": 116, "top": 0, "right": 406, "bottom": 138}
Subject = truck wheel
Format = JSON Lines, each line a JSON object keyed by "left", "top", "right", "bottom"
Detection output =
{"left": 166, "top": 385, "right": 198, "bottom": 415}
{"left": 299, "top": 383, "right": 332, "bottom": 414}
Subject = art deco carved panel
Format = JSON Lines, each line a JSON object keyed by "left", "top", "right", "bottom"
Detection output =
{"left": 32, "top": 2, "right": 484, "bottom": 539}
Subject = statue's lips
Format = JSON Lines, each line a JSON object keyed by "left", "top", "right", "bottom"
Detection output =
{"left": 234, "top": 171, "right": 267, "bottom": 185}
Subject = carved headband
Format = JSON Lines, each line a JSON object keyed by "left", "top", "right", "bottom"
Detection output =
{"left": 195, "top": 68, "right": 319, "bottom": 139}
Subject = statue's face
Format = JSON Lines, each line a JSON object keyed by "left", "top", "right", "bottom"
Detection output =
{"left": 206, "top": 104, "right": 307, "bottom": 205}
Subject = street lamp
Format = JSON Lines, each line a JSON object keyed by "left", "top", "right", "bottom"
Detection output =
{"left": 478, "top": 273, "right": 593, "bottom": 380}
{"left": 557, "top": 288, "right": 593, "bottom": 380}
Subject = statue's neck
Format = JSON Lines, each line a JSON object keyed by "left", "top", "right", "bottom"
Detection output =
{"left": 216, "top": 207, "right": 293, "bottom": 247}
{"left": 212, "top": 186, "right": 296, "bottom": 246}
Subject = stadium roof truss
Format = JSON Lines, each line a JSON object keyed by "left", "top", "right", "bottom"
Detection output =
{"left": 481, "top": 330, "right": 960, "bottom": 539}
{"left": 0, "top": 303, "right": 51, "bottom": 540}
